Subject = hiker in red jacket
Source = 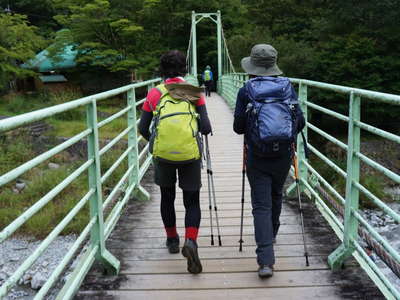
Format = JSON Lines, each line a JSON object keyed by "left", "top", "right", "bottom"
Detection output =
{"left": 139, "top": 50, "right": 212, "bottom": 274}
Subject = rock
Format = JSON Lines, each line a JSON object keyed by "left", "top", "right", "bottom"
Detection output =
{"left": 9, "top": 255, "right": 19, "bottom": 262}
{"left": 382, "top": 226, "right": 400, "bottom": 240}
{"left": 12, "top": 243, "right": 27, "bottom": 250}
{"left": 42, "top": 260, "right": 49, "bottom": 267}
{"left": 0, "top": 272, "right": 7, "bottom": 281}
{"left": 22, "top": 274, "right": 32, "bottom": 285}
{"left": 15, "top": 180, "right": 26, "bottom": 192}
{"left": 48, "top": 162, "right": 60, "bottom": 169}
{"left": 31, "top": 272, "right": 47, "bottom": 290}
{"left": 384, "top": 186, "right": 400, "bottom": 201}
{"left": 63, "top": 273, "right": 71, "bottom": 283}
{"left": 8, "top": 290, "right": 29, "bottom": 299}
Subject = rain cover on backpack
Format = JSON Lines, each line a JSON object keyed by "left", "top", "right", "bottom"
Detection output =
{"left": 204, "top": 70, "right": 212, "bottom": 81}
{"left": 245, "top": 77, "right": 298, "bottom": 156}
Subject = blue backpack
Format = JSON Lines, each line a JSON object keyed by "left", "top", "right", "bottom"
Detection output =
{"left": 245, "top": 77, "right": 298, "bottom": 157}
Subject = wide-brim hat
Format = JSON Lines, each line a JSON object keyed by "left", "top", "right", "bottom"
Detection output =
{"left": 241, "top": 44, "right": 283, "bottom": 76}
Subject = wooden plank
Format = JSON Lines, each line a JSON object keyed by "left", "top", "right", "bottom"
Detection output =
{"left": 112, "top": 224, "right": 331, "bottom": 238}
{"left": 138, "top": 202, "right": 293, "bottom": 212}
{"left": 146, "top": 200, "right": 253, "bottom": 207}
{"left": 77, "top": 287, "right": 343, "bottom": 300}
{"left": 107, "top": 270, "right": 340, "bottom": 290}
{"left": 107, "top": 233, "right": 331, "bottom": 248}
{"left": 109, "top": 244, "right": 333, "bottom": 260}
{"left": 118, "top": 256, "right": 329, "bottom": 274}
{"left": 149, "top": 190, "right": 254, "bottom": 197}
{"left": 129, "top": 210, "right": 297, "bottom": 219}
{"left": 121, "top": 215, "right": 301, "bottom": 228}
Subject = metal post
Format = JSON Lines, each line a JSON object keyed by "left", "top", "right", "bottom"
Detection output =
{"left": 328, "top": 91, "right": 360, "bottom": 269}
{"left": 298, "top": 82, "right": 308, "bottom": 185}
{"left": 191, "top": 11, "right": 197, "bottom": 78}
{"left": 86, "top": 100, "right": 120, "bottom": 275}
{"left": 127, "top": 88, "right": 150, "bottom": 201}
{"left": 217, "top": 11, "right": 222, "bottom": 87}
{"left": 287, "top": 82, "right": 308, "bottom": 197}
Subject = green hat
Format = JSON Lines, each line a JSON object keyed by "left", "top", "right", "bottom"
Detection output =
{"left": 241, "top": 44, "right": 282, "bottom": 76}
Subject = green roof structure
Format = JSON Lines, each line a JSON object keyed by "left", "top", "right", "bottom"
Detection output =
{"left": 38, "top": 75, "right": 68, "bottom": 83}
{"left": 21, "top": 45, "right": 77, "bottom": 72}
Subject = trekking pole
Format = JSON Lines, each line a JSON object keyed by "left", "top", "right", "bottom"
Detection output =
{"left": 203, "top": 135, "right": 214, "bottom": 246}
{"left": 205, "top": 135, "right": 222, "bottom": 246}
{"left": 239, "top": 142, "right": 246, "bottom": 252}
{"left": 292, "top": 143, "right": 310, "bottom": 266}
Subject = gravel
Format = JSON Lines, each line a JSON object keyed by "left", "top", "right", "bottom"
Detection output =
{"left": 0, "top": 235, "right": 77, "bottom": 299}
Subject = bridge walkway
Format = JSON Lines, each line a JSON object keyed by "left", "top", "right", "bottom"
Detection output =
{"left": 76, "top": 93, "right": 383, "bottom": 300}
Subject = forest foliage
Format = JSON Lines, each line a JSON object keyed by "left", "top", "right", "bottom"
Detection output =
{"left": 0, "top": 0, "right": 399, "bottom": 95}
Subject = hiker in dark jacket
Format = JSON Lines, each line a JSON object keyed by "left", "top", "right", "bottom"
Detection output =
{"left": 139, "top": 50, "right": 212, "bottom": 274}
{"left": 233, "top": 44, "right": 305, "bottom": 278}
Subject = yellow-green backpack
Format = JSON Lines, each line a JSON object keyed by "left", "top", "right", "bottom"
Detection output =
{"left": 149, "top": 83, "right": 201, "bottom": 163}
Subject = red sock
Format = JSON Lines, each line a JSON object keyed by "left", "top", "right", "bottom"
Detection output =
{"left": 165, "top": 226, "right": 177, "bottom": 238}
{"left": 185, "top": 227, "right": 199, "bottom": 241}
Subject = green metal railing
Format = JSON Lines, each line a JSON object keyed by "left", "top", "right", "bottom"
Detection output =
{"left": 218, "top": 74, "right": 400, "bottom": 300}
{"left": 0, "top": 78, "right": 160, "bottom": 299}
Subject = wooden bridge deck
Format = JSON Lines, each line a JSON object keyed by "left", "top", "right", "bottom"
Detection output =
{"left": 77, "top": 93, "right": 383, "bottom": 300}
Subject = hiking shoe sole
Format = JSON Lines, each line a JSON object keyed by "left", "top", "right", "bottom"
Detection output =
{"left": 258, "top": 271, "right": 273, "bottom": 278}
{"left": 166, "top": 236, "right": 180, "bottom": 254}
{"left": 168, "top": 245, "right": 180, "bottom": 254}
{"left": 258, "top": 265, "right": 274, "bottom": 278}
{"left": 182, "top": 245, "right": 203, "bottom": 274}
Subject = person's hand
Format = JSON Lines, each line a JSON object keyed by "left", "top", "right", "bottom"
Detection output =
{"left": 201, "top": 124, "right": 212, "bottom": 135}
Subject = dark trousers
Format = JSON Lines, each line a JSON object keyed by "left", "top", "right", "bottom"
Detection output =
{"left": 160, "top": 186, "right": 201, "bottom": 229}
{"left": 246, "top": 153, "right": 291, "bottom": 266}
{"left": 204, "top": 80, "right": 212, "bottom": 96}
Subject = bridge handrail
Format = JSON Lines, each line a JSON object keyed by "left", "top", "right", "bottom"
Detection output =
{"left": 218, "top": 73, "right": 400, "bottom": 300}
{"left": 0, "top": 78, "right": 161, "bottom": 133}
{"left": 0, "top": 78, "right": 161, "bottom": 299}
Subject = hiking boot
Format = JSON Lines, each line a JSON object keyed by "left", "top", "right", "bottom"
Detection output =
{"left": 181, "top": 239, "right": 202, "bottom": 274}
{"left": 258, "top": 265, "right": 273, "bottom": 278}
{"left": 166, "top": 235, "right": 180, "bottom": 254}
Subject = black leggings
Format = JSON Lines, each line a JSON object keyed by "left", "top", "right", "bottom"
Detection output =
{"left": 204, "top": 80, "right": 212, "bottom": 96}
{"left": 160, "top": 186, "right": 201, "bottom": 229}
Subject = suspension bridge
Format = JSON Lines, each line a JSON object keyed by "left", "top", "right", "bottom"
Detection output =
{"left": 0, "top": 11, "right": 399, "bottom": 300}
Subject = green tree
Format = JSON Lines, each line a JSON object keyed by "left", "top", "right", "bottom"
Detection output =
{"left": 53, "top": 0, "right": 144, "bottom": 74}
{"left": 0, "top": 13, "right": 45, "bottom": 91}
{"left": 0, "top": 0, "right": 58, "bottom": 35}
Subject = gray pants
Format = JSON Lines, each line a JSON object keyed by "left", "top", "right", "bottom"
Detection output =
{"left": 246, "top": 154, "right": 291, "bottom": 266}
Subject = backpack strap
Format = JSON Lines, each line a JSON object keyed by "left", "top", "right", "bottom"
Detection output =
{"left": 149, "top": 84, "right": 168, "bottom": 112}
{"left": 155, "top": 83, "right": 168, "bottom": 98}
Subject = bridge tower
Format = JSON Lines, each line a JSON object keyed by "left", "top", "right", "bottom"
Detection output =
{"left": 189, "top": 11, "right": 222, "bottom": 81}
